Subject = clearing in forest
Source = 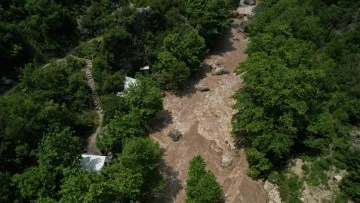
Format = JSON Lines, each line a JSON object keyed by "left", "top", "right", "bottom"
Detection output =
{"left": 150, "top": 15, "right": 268, "bottom": 203}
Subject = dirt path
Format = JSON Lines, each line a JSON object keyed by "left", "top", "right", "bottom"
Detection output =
{"left": 85, "top": 110, "right": 103, "bottom": 155}
{"left": 2, "top": 56, "right": 104, "bottom": 155}
{"left": 82, "top": 58, "right": 103, "bottom": 155}
{"left": 1, "top": 84, "right": 20, "bottom": 96}
{"left": 150, "top": 14, "right": 267, "bottom": 203}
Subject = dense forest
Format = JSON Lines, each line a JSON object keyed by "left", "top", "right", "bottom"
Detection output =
{"left": 2, "top": 0, "right": 359, "bottom": 202}
{"left": 232, "top": 0, "right": 360, "bottom": 202}
{"left": 0, "top": 0, "right": 236, "bottom": 202}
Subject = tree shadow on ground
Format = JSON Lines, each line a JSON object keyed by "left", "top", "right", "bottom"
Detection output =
{"left": 173, "top": 19, "right": 241, "bottom": 98}
{"left": 150, "top": 110, "right": 173, "bottom": 133}
{"left": 174, "top": 63, "right": 212, "bottom": 98}
{"left": 208, "top": 20, "right": 237, "bottom": 56}
{"left": 156, "top": 155, "right": 183, "bottom": 203}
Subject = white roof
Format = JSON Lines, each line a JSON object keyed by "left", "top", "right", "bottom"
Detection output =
{"left": 81, "top": 154, "right": 106, "bottom": 173}
{"left": 124, "top": 76, "right": 137, "bottom": 90}
{"left": 140, "top": 65, "right": 150, "bottom": 71}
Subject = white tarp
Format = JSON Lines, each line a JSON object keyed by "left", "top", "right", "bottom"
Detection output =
{"left": 140, "top": 65, "right": 150, "bottom": 71}
{"left": 81, "top": 154, "right": 106, "bottom": 173}
{"left": 124, "top": 76, "right": 137, "bottom": 90}
{"left": 117, "top": 76, "right": 137, "bottom": 97}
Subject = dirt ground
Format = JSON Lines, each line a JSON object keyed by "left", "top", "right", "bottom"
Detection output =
{"left": 150, "top": 16, "right": 268, "bottom": 203}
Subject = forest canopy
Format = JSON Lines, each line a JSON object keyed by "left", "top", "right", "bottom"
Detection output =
{"left": 232, "top": 0, "right": 360, "bottom": 201}
{"left": 0, "top": 0, "right": 234, "bottom": 202}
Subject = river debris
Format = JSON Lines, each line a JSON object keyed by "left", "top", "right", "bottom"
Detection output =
{"left": 211, "top": 63, "right": 230, "bottom": 75}
{"left": 196, "top": 83, "right": 210, "bottom": 92}
{"left": 168, "top": 129, "right": 182, "bottom": 142}
{"left": 244, "top": 0, "right": 256, "bottom": 6}
{"left": 221, "top": 155, "right": 233, "bottom": 167}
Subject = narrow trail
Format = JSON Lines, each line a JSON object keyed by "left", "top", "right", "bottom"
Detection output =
{"left": 2, "top": 51, "right": 104, "bottom": 155}
{"left": 1, "top": 84, "right": 20, "bottom": 96}
{"left": 43, "top": 38, "right": 106, "bottom": 154}
{"left": 82, "top": 58, "right": 103, "bottom": 155}
{"left": 151, "top": 2, "right": 267, "bottom": 203}
{"left": 2, "top": 37, "right": 103, "bottom": 96}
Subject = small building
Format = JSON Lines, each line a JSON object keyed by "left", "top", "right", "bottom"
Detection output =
{"left": 140, "top": 65, "right": 150, "bottom": 71}
{"left": 117, "top": 76, "right": 137, "bottom": 97}
{"left": 124, "top": 76, "right": 137, "bottom": 90}
{"left": 81, "top": 154, "right": 106, "bottom": 173}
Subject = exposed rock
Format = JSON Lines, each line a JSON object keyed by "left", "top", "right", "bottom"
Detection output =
{"left": 197, "top": 84, "right": 210, "bottom": 92}
{"left": 301, "top": 182, "right": 334, "bottom": 203}
{"left": 211, "top": 63, "right": 229, "bottom": 75}
{"left": 334, "top": 175, "right": 343, "bottom": 182}
{"left": 212, "top": 67, "right": 230, "bottom": 75}
{"left": 264, "top": 180, "right": 282, "bottom": 203}
{"left": 237, "top": 13, "right": 245, "bottom": 19}
{"left": 291, "top": 158, "right": 304, "bottom": 177}
{"left": 221, "top": 155, "right": 232, "bottom": 167}
{"left": 230, "top": 11, "right": 238, "bottom": 18}
{"left": 244, "top": 0, "right": 256, "bottom": 6}
{"left": 168, "top": 129, "right": 182, "bottom": 142}
{"left": 136, "top": 6, "right": 151, "bottom": 14}
{"left": 239, "top": 20, "right": 249, "bottom": 32}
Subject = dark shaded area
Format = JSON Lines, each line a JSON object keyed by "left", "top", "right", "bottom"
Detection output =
{"left": 150, "top": 110, "right": 173, "bottom": 132}
{"left": 209, "top": 22, "right": 237, "bottom": 56}
{"left": 175, "top": 63, "right": 212, "bottom": 98}
{"left": 156, "top": 156, "right": 183, "bottom": 203}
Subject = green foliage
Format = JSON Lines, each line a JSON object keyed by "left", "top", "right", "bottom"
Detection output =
{"left": 0, "top": 20, "right": 33, "bottom": 74}
{"left": 183, "top": 0, "right": 231, "bottom": 44}
{"left": 12, "top": 166, "right": 57, "bottom": 201}
{"left": 100, "top": 94, "right": 128, "bottom": 125}
{"left": 101, "top": 138, "right": 163, "bottom": 202}
{"left": 339, "top": 149, "right": 360, "bottom": 202}
{"left": 0, "top": 56, "right": 95, "bottom": 201}
{"left": 1, "top": 0, "right": 235, "bottom": 201}
{"left": 153, "top": 28, "right": 206, "bottom": 90}
{"left": 81, "top": 0, "right": 131, "bottom": 36}
{"left": 117, "top": 137, "right": 163, "bottom": 194}
{"left": 153, "top": 51, "right": 190, "bottom": 90}
{"left": 36, "top": 128, "right": 81, "bottom": 168}
{"left": 269, "top": 172, "right": 303, "bottom": 203}
{"left": 245, "top": 148, "right": 272, "bottom": 177}
{"left": 0, "top": 0, "right": 77, "bottom": 73}
{"left": 98, "top": 76, "right": 162, "bottom": 153}
{"left": 12, "top": 128, "right": 82, "bottom": 201}
{"left": 0, "top": 94, "right": 79, "bottom": 173}
{"left": 124, "top": 75, "right": 163, "bottom": 121}
{"left": 20, "top": 60, "right": 93, "bottom": 112}
{"left": 186, "top": 156, "right": 222, "bottom": 203}
{"left": 0, "top": 172, "right": 15, "bottom": 202}
{"left": 59, "top": 169, "right": 100, "bottom": 203}
{"left": 233, "top": 0, "right": 360, "bottom": 201}
{"left": 62, "top": 138, "right": 163, "bottom": 202}
{"left": 233, "top": 0, "right": 360, "bottom": 184}
{"left": 75, "top": 40, "right": 104, "bottom": 59}
{"left": 100, "top": 71, "right": 125, "bottom": 95}
{"left": 98, "top": 110, "right": 146, "bottom": 153}
{"left": 162, "top": 28, "right": 206, "bottom": 72}
{"left": 60, "top": 167, "right": 125, "bottom": 203}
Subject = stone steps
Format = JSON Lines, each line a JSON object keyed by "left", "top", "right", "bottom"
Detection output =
{"left": 82, "top": 59, "right": 103, "bottom": 111}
